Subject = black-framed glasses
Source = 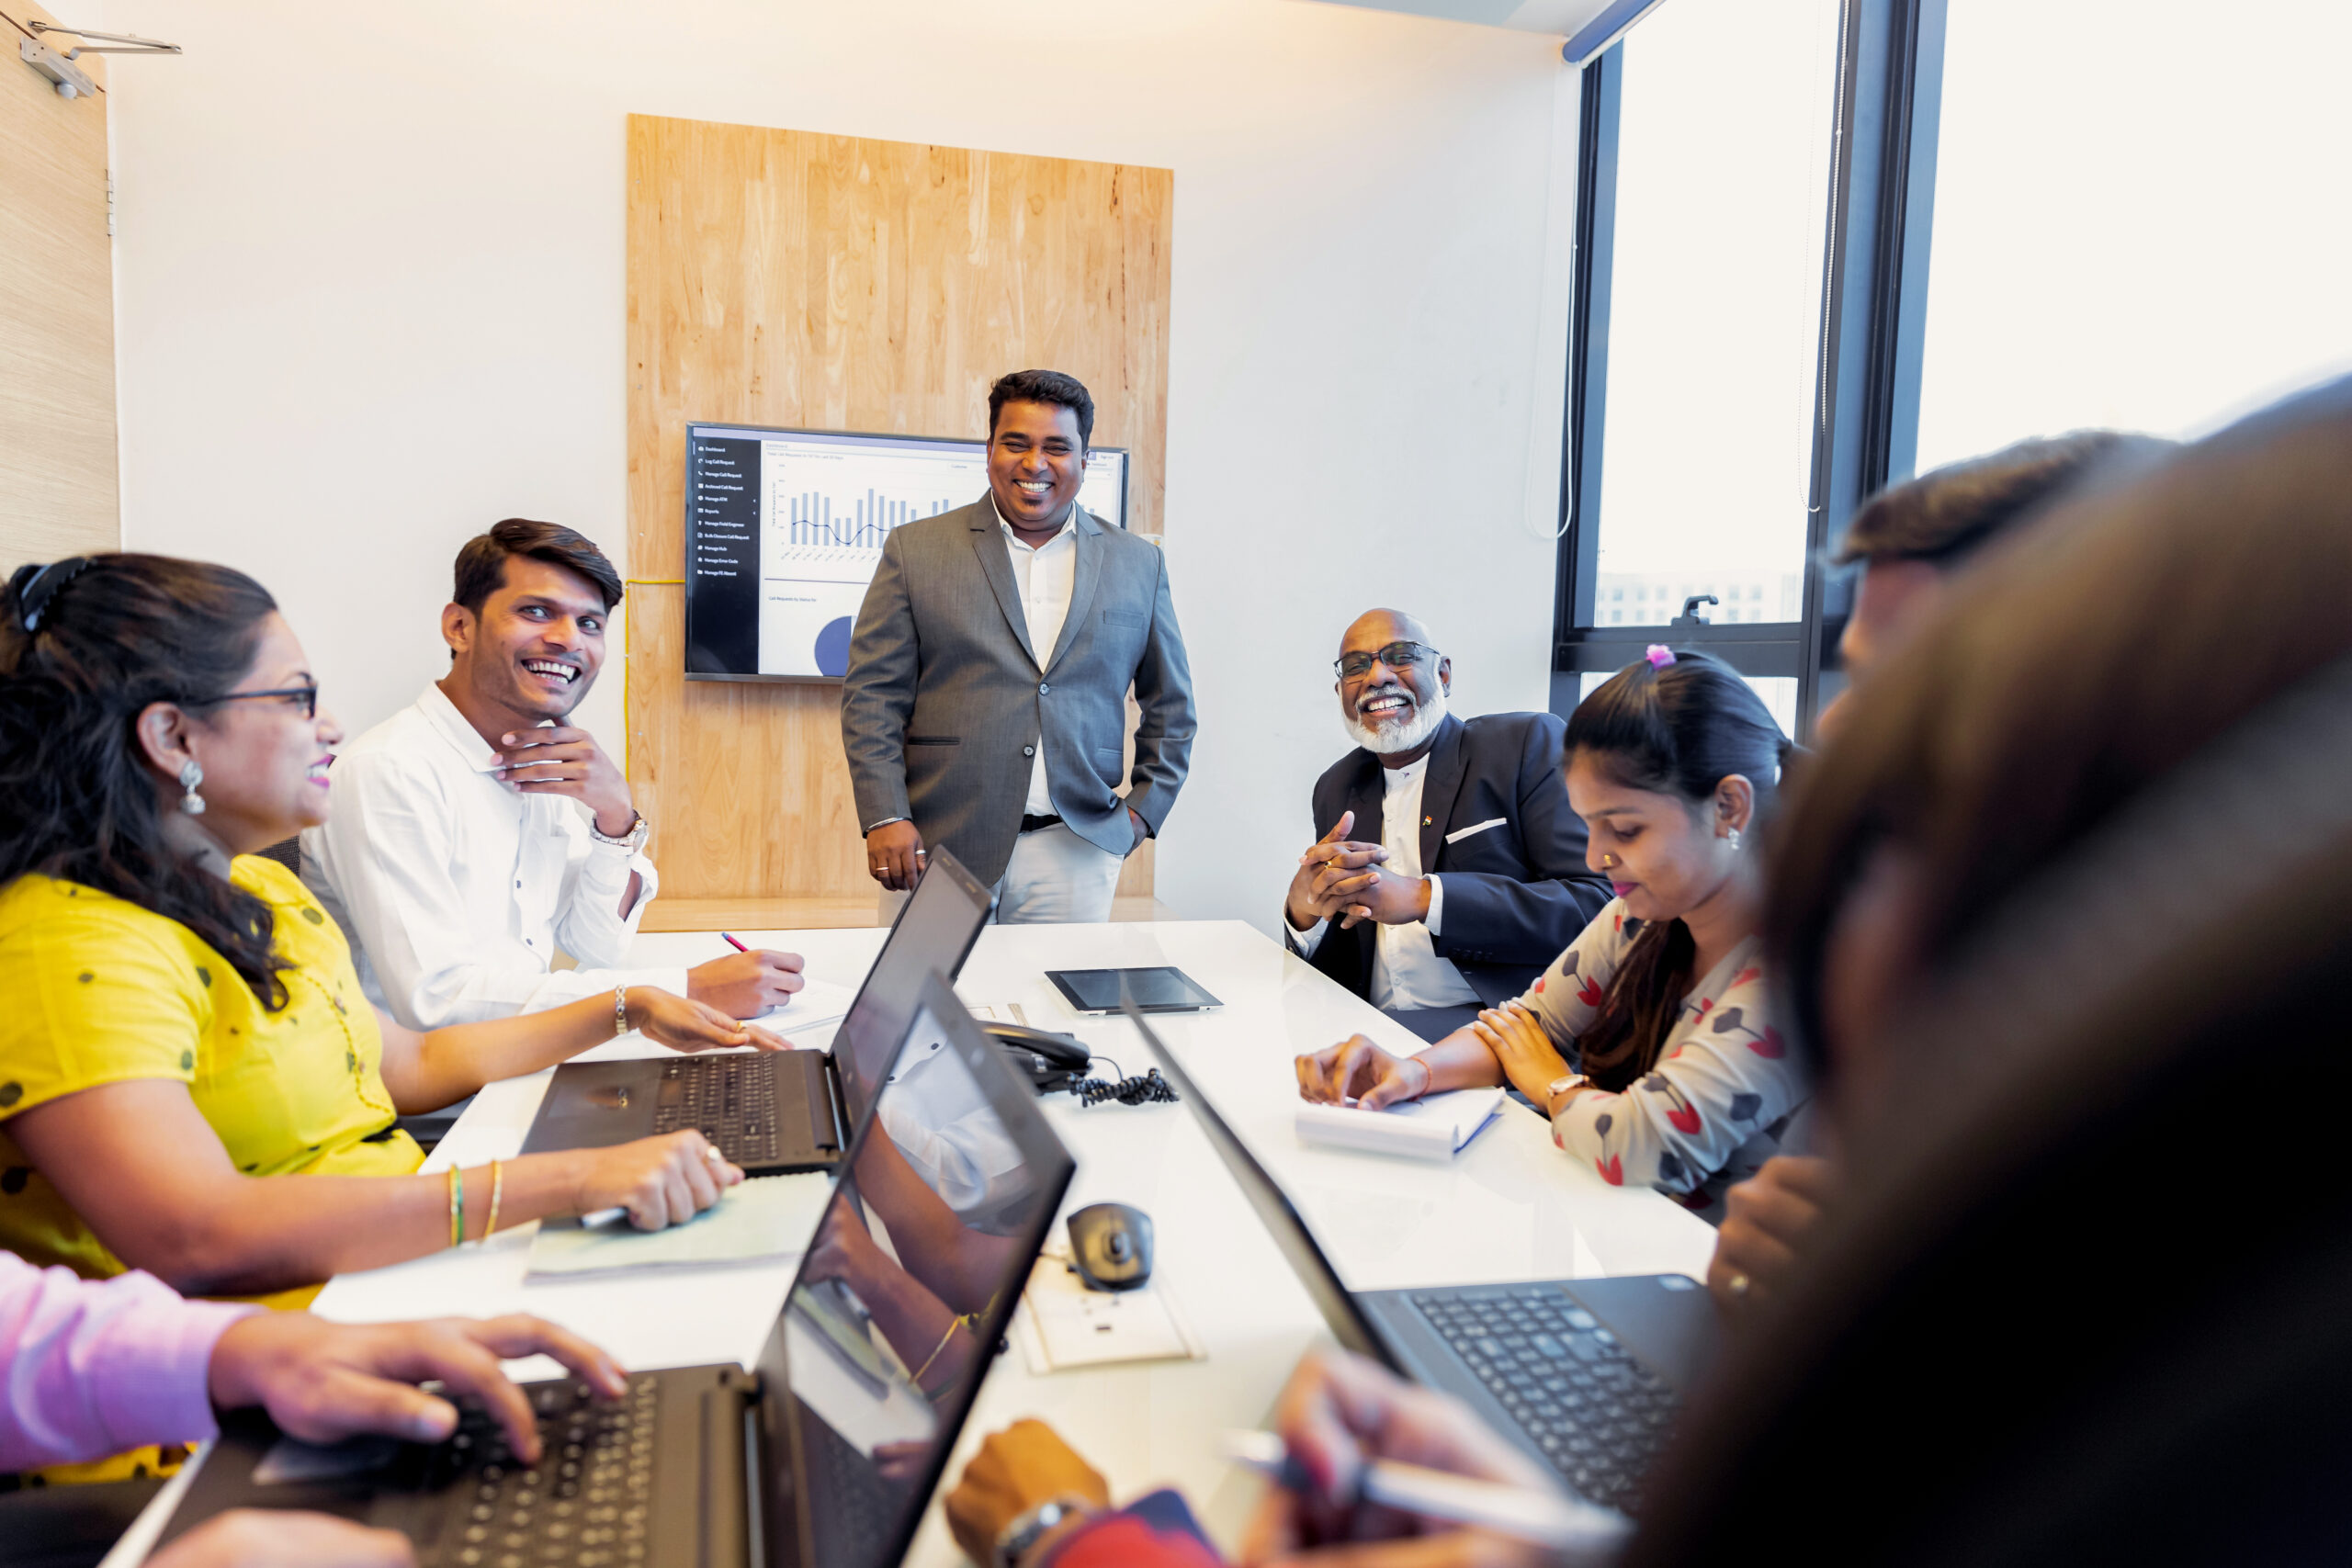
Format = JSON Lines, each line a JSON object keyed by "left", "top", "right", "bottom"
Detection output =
{"left": 1333, "top": 641, "right": 1439, "bottom": 682}
{"left": 189, "top": 682, "right": 321, "bottom": 719}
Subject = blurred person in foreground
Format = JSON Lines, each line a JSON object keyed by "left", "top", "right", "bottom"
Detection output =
{"left": 1635, "top": 373, "right": 2352, "bottom": 1565}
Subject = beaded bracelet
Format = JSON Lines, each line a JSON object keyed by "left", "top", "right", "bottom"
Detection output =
{"left": 614, "top": 984, "right": 629, "bottom": 1039}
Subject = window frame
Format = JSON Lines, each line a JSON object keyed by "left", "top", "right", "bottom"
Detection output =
{"left": 1551, "top": 0, "right": 1950, "bottom": 738}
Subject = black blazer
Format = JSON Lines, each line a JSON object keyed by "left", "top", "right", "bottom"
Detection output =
{"left": 1297, "top": 711, "right": 1612, "bottom": 1007}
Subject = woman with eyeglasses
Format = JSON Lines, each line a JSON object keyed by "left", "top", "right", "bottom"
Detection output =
{"left": 0, "top": 556, "right": 774, "bottom": 1322}
{"left": 1296, "top": 649, "right": 1806, "bottom": 1205}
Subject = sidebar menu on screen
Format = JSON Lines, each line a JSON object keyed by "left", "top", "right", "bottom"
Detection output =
{"left": 685, "top": 434, "right": 763, "bottom": 675}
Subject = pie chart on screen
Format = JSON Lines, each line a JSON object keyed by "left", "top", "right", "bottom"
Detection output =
{"left": 814, "top": 616, "right": 854, "bottom": 678}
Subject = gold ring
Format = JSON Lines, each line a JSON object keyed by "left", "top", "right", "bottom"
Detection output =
{"left": 1726, "top": 1271, "right": 1751, "bottom": 1297}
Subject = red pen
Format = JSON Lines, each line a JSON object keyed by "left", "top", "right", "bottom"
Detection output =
{"left": 720, "top": 932, "right": 749, "bottom": 953}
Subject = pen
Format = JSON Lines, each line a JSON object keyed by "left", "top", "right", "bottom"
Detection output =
{"left": 721, "top": 932, "right": 750, "bottom": 953}
{"left": 1221, "top": 1430, "right": 1630, "bottom": 1551}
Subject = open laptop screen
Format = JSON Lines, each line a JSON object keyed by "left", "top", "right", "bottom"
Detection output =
{"left": 755, "top": 971, "right": 1073, "bottom": 1568}
{"left": 829, "top": 849, "right": 994, "bottom": 1134}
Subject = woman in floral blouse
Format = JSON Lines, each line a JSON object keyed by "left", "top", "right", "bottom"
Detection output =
{"left": 1296, "top": 648, "right": 1805, "bottom": 1199}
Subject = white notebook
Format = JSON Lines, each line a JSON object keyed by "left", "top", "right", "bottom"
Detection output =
{"left": 1295, "top": 1087, "right": 1508, "bottom": 1162}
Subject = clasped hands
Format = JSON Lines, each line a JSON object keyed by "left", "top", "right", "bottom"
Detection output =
{"left": 1284, "top": 811, "right": 1430, "bottom": 932}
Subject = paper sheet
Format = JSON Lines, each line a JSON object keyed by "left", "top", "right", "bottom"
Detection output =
{"left": 526, "top": 1171, "right": 831, "bottom": 1278}
{"left": 1014, "top": 1253, "right": 1204, "bottom": 1372}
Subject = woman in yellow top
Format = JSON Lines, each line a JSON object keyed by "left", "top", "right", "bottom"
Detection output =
{"left": 0, "top": 554, "right": 781, "bottom": 1303}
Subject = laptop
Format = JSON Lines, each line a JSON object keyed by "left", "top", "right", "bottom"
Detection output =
{"left": 157, "top": 969, "right": 1072, "bottom": 1568}
{"left": 520, "top": 847, "right": 994, "bottom": 1175}
{"left": 1124, "top": 1001, "right": 1714, "bottom": 1517}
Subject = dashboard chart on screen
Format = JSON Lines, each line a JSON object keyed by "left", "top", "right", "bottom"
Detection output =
{"left": 683, "top": 423, "right": 1130, "bottom": 681}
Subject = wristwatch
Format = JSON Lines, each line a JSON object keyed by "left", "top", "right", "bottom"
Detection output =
{"left": 1545, "top": 1072, "right": 1591, "bottom": 1115}
{"left": 993, "top": 1495, "right": 1094, "bottom": 1568}
{"left": 589, "top": 810, "right": 650, "bottom": 852}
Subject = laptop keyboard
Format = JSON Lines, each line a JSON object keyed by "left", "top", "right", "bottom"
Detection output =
{"left": 1409, "top": 1286, "right": 1677, "bottom": 1513}
{"left": 425, "top": 1375, "right": 661, "bottom": 1568}
{"left": 653, "top": 1056, "right": 783, "bottom": 1167}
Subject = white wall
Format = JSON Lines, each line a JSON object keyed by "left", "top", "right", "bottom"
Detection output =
{"left": 95, "top": 0, "right": 1579, "bottom": 930}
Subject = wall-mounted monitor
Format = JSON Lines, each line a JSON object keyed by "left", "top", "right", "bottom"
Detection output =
{"left": 683, "top": 422, "right": 1129, "bottom": 682}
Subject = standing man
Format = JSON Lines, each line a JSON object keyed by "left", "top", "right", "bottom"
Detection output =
{"left": 842, "top": 370, "right": 1195, "bottom": 922}
{"left": 1285, "top": 609, "right": 1611, "bottom": 1043}
{"left": 304, "top": 519, "right": 804, "bottom": 1028}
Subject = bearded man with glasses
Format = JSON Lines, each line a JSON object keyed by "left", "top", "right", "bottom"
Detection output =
{"left": 1283, "top": 609, "right": 1612, "bottom": 1043}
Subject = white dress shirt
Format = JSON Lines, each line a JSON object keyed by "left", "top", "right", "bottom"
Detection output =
{"left": 301, "top": 683, "right": 688, "bottom": 1030}
{"left": 1287, "top": 754, "right": 1482, "bottom": 1011}
{"left": 993, "top": 497, "right": 1080, "bottom": 816}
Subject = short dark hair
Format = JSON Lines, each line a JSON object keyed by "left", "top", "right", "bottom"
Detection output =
{"left": 1835, "top": 431, "right": 2173, "bottom": 567}
{"left": 452, "top": 519, "right": 623, "bottom": 616}
{"left": 988, "top": 369, "right": 1095, "bottom": 449}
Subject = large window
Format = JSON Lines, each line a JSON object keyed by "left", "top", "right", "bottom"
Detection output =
{"left": 1592, "top": 0, "right": 1842, "bottom": 629}
{"left": 1915, "top": 1, "right": 2352, "bottom": 466}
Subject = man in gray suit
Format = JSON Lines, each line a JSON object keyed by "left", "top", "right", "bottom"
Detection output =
{"left": 841, "top": 369, "right": 1196, "bottom": 922}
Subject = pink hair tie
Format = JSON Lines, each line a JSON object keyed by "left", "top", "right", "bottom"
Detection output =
{"left": 1645, "top": 645, "right": 1677, "bottom": 670}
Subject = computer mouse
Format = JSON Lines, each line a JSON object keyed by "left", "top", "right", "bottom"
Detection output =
{"left": 1066, "top": 1201, "right": 1153, "bottom": 1292}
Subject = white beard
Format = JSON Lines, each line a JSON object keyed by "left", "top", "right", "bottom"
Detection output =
{"left": 1346, "top": 683, "right": 1449, "bottom": 755}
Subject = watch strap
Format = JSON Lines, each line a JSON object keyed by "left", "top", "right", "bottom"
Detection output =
{"left": 993, "top": 1495, "right": 1094, "bottom": 1568}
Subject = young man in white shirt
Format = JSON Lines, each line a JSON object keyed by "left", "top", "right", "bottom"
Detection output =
{"left": 1284, "top": 609, "right": 1611, "bottom": 1043}
{"left": 303, "top": 519, "right": 805, "bottom": 1029}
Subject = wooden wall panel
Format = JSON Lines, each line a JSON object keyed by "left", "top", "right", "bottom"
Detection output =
{"left": 0, "top": 4, "right": 116, "bottom": 578}
{"left": 625, "top": 115, "right": 1173, "bottom": 902}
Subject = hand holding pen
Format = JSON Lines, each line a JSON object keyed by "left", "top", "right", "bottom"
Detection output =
{"left": 1236, "top": 1349, "right": 1623, "bottom": 1565}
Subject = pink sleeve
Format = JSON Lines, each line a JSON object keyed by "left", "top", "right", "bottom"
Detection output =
{"left": 0, "top": 1253, "right": 260, "bottom": 1472}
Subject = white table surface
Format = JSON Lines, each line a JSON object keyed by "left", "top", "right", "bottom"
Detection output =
{"left": 298, "top": 919, "right": 1718, "bottom": 1566}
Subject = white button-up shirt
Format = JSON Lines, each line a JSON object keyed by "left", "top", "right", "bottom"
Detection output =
{"left": 993, "top": 496, "right": 1080, "bottom": 817}
{"left": 1288, "top": 754, "right": 1482, "bottom": 1011}
{"left": 301, "top": 682, "right": 688, "bottom": 1030}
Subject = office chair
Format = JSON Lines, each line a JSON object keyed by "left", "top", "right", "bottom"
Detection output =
{"left": 255, "top": 835, "right": 300, "bottom": 874}
{"left": 1629, "top": 655, "right": 2352, "bottom": 1567}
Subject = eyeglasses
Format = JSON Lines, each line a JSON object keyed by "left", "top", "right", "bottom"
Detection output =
{"left": 190, "top": 682, "right": 321, "bottom": 719}
{"left": 1333, "top": 641, "right": 1439, "bottom": 682}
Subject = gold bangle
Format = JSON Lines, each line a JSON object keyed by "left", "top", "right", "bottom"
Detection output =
{"left": 910, "top": 1313, "right": 971, "bottom": 1389}
{"left": 484, "top": 1159, "right": 504, "bottom": 1239}
{"left": 614, "top": 984, "right": 629, "bottom": 1039}
{"left": 447, "top": 1165, "right": 465, "bottom": 1247}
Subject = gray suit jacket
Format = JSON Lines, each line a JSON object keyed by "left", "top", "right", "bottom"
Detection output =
{"left": 840, "top": 497, "right": 1197, "bottom": 886}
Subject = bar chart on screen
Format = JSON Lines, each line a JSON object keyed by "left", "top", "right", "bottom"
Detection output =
{"left": 684, "top": 421, "right": 1128, "bottom": 681}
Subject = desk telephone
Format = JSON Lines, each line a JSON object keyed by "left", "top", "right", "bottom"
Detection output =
{"left": 981, "top": 1022, "right": 1179, "bottom": 1107}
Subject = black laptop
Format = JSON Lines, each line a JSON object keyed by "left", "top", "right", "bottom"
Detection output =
{"left": 1125, "top": 1002, "right": 1714, "bottom": 1518}
{"left": 158, "top": 969, "right": 1072, "bottom": 1568}
{"left": 520, "top": 848, "right": 994, "bottom": 1175}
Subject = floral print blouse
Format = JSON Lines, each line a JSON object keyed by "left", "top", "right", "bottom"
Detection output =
{"left": 1513, "top": 899, "right": 1806, "bottom": 1196}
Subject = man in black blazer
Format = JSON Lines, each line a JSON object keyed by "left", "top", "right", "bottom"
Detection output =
{"left": 1283, "top": 609, "right": 1611, "bottom": 1043}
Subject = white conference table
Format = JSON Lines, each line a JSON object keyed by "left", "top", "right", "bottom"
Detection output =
{"left": 305, "top": 919, "right": 1718, "bottom": 1565}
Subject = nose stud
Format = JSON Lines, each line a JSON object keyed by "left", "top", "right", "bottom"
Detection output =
{"left": 1600, "top": 853, "right": 1618, "bottom": 870}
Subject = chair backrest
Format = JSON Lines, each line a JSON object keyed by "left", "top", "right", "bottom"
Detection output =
{"left": 1631, "top": 655, "right": 2352, "bottom": 1567}
{"left": 255, "top": 836, "right": 300, "bottom": 874}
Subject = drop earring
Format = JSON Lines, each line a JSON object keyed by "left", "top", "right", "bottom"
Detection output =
{"left": 177, "top": 760, "right": 206, "bottom": 816}
{"left": 1724, "top": 827, "right": 1742, "bottom": 852}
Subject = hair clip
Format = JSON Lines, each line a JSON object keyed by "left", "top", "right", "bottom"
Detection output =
{"left": 12, "top": 557, "right": 95, "bottom": 633}
{"left": 1645, "top": 644, "right": 1677, "bottom": 670}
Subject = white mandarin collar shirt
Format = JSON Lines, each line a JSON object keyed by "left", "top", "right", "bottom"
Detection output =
{"left": 1287, "top": 751, "right": 1481, "bottom": 1012}
{"left": 992, "top": 493, "right": 1081, "bottom": 818}
{"left": 300, "top": 682, "right": 687, "bottom": 1030}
